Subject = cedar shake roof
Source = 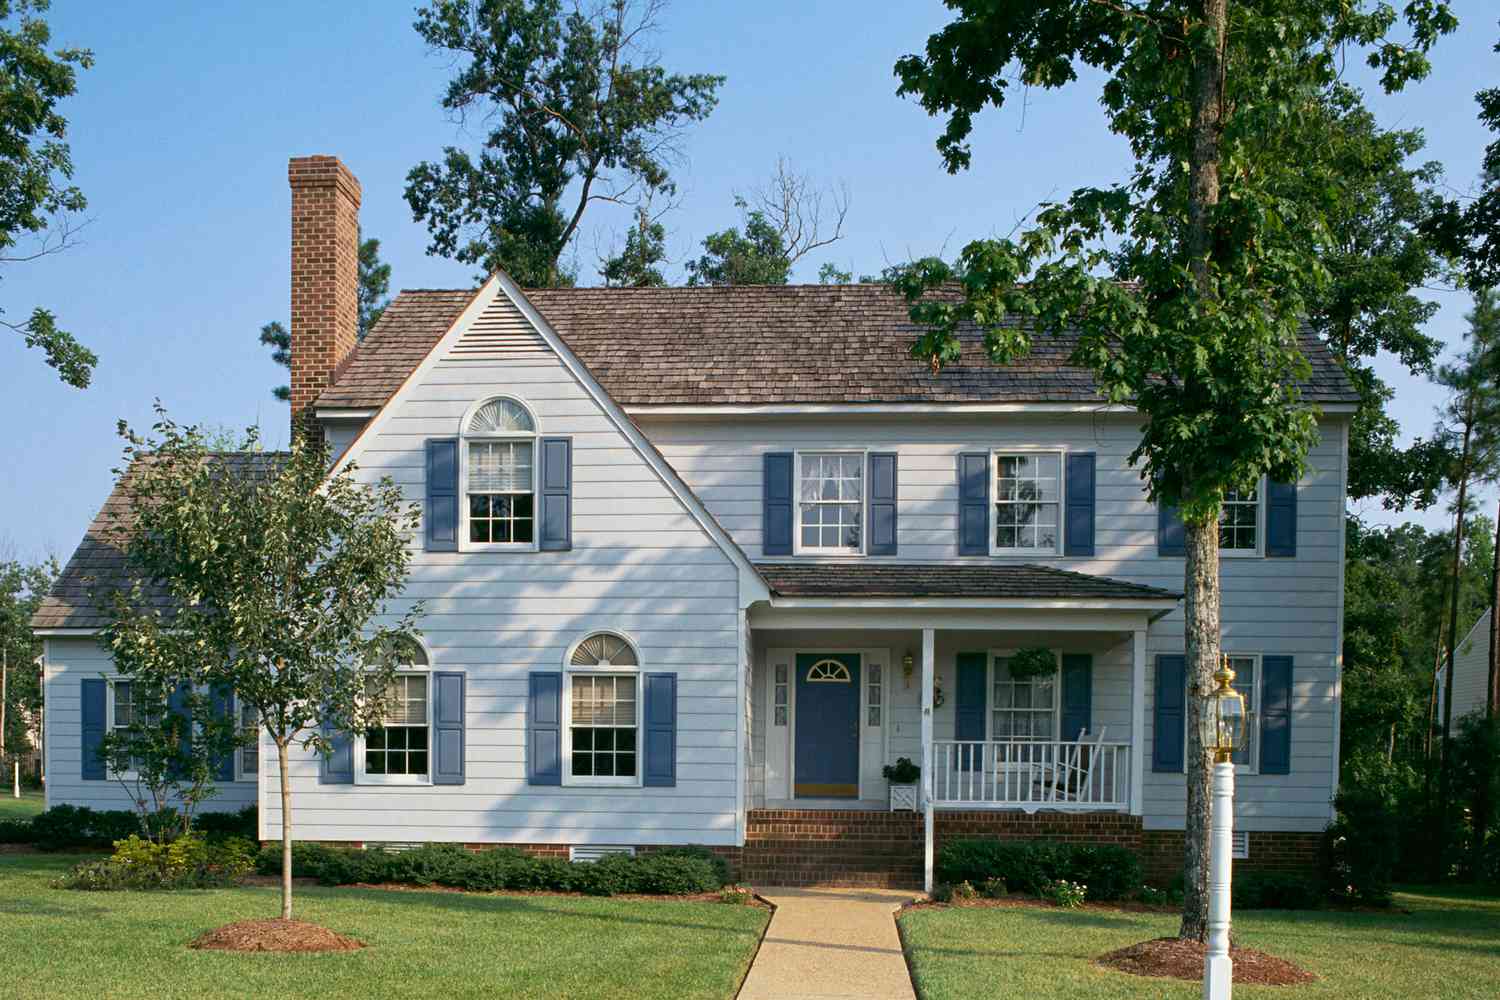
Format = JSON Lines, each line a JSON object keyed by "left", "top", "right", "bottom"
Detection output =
{"left": 316, "top": 284, "right": 1362, "bottom": 410}
{"left": 32, "top": 454, "right": 286, "bottom": 630}
{"left": 757, "top": 562, "right": 1181, "bottom": 602}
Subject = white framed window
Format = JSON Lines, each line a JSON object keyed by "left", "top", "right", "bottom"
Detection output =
{"left": 991, "top": 452, "right": 1063, "bottom": 555}
{"left": 1227, "top": 654, "right": 1259, "bottom": 772}
{"left": 989, "top": 652, "right": 1059, "bottom": 740}
{"left": 795, "top": 451, "right": 864, "bottom": 554}
{"left": 1219, "top": 483, "right": 1261, "bottom": 555}
{"left": 460, "top": 396, "right": 538, "bottom": 550}
{"left": 564, "top": 631, "right": 643, "bottom": 787}
{"left": 106, "top": 679, "right": 138, "bottom": 779}
{"left": 235, "top": 697, "right": 259, "bottom": 783}
{"left": 773, "top": 662, "right": 789, "bottom": 727}
{"left": 356, "top": 640, "right": 433, "bottom": 786}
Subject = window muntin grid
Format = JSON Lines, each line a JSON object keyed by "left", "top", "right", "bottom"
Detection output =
{"left": 798, "top": 452, "right": 863, "bottom": 552}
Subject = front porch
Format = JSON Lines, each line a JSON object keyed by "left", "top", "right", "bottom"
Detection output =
{"left": 744, "top": 562, "right": 1179, "bottom": 889}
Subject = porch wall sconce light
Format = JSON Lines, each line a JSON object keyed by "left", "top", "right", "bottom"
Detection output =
{"left": 901, "top": 650, "right": 914, "bottom": 688}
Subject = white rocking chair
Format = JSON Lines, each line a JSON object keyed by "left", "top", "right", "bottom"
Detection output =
{"left": 1035, "top": 727, "right": 1108, "bottom": 803}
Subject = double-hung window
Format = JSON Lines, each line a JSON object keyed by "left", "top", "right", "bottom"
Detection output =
{"left": 992, "top": 453, "right": 1062, "bottom": 554}
{"left": 1227, "top": 654, "right": 1259, "bottom": 770}
{"left": 107, "top": 680, "right": 137, "bottom": 777}
{"left": 565, "top": 632, "right": 641, "bottom": 785}
{"left": 1220, "top": 485, "right": 1260, "bottom": 554}
{"left": 797, "top": 452, "right": 864, "bottom": 554}
{"left": 990, "top": 654, "right": 1058, "bottom": 741}
{"left": 236, "top": 698, "right": 259, "bottom": 782}
{"left": 357, "top": 641, "right": 432, "bottom": 785}
{"left": 463, "top": 396, "right": 537, "bottom": 547}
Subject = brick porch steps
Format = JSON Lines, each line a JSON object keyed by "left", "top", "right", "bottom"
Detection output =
{"left": 744, "top": 809, "right": 924, "bottom": 888}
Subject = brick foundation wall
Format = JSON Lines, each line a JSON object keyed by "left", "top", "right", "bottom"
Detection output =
{"left": 1140, "top": 829, "right": 1323, "bottom": 884}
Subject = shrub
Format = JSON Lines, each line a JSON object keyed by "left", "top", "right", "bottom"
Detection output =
{"left": 1040, "top": 877, "right": 1087, "bottom": 908}
{"left": 0, "top": 818, "right": 32, "bottom": 844}
{"left": 194, "top": 805, "right": 258, "bottom": 842}
{"left": 718, "top": 884, "right": 754, "bottom": 904}
{"left": 252, "top": 842, "right": 725, "bottom": 895}
{"left": 1323, "top": 784, "right": 1398, "bottom": 908}
{"left": 55, "top": 834, "right": 255, "bottom": 891}
{"left": 979, "top": 876, "right": 1007, "bottom": 899}
{"left": 950, "top": 879, "right": 979, "bottom": 902}
{"left": 935, "top": 839, "right": 1143, "bottom": 901}
{"left": 28, "top": 806, "right": 144, "bottom": 851}
{"left": 1138, "top": 884, "right": 1179, "bottom": 907}
{"left": 649, "top": 845, "right": 731, "bottom": 887}
{"left": 882, "top": 758, "right": 921, "bottom": 783}
{"left": 1233, "top": 871, "right": 1321, "bottom": 910}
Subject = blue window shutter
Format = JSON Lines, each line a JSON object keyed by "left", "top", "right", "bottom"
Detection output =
{"left": 540, "top": 437, "right": 573, "bottom": 551}
{"left": 528, "top": 672, "right": 562, "bottom": 786}
{"left": 957, "top": 453, "right": 990, "bottom": 556}
{"left": 763, "top": 453, "right": 793, "bottom": 555}
{"left": 426, "top": 438, "right": 459, "bottom": 552}
{"left": 319, "top": 718, "right": 353, "bottom": 784}
{"left": 1060, "top": 654, "right": 1093, "bottom": 741}
{"left": 643, "top": 672, "right": 678, "bottom": 788}
{"left": 211, "top": 687, "right": 235, "bottom": 782}
{"left": 954, "top": 653, "right": 987, "bottom": 771}
{"left": 1158, "top": 504, "right": 1186, "bottom": 557}
{"left": 1260, "top": 656, "right": 1293, "bottom": 774}
{"left": 867, "top": 452, "right": 898, "bottom": 556}
{"left": 1064, "top": 453, "right": 1096, "bottom": 556}
{"left": 432, "top": 671, "right": 466, "bottom": 785}
{"left": 81, "top": 679, "right": 106, "bottom": 780}
{"left": 1152, "top": 654, "right": 1186, "bottom": 773}
{"left": 167, "top": 682, "right": 193, "bottom": 779}
{"left": 1266, "top": 480, "right": 1297, "bottom": 557}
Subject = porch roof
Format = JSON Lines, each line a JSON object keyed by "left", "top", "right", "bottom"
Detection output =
{"left": 755, "top": 563, "right": 1181, "bottom": 602}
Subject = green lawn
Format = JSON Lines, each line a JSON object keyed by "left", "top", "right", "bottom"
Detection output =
{"left": 900, "top": 889, "right": 1500, "bottom": 1000}
{"left": 1, "top": 853, "right": 769, "bottom": 1000}
{"left": 0, "top": 789, "right": 44, "bottom": 821}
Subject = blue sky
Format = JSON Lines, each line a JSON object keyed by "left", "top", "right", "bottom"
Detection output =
{"left": 2, "top": 1, "right": 1496, "bottom": 563}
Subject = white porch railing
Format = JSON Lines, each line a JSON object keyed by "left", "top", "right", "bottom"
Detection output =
{"left": 930, "top": 738, "right": 1129, "bottom": 811}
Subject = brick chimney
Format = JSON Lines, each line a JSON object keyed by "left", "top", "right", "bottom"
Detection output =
{"left": 288, "top": 155, "right": 362, "bottom": 444}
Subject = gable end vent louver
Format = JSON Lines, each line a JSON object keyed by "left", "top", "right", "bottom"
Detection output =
{"left": 448, "top": 297, "right": 549, "bottom": 360}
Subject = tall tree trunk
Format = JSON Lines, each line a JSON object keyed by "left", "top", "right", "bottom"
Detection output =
{"left": 278, "top": 738, "right": 293, "bottom": 921}
{"left": 1439, "top": 425, "right": 1473, "bottom": 880}
{"left": 1489, "top": 499, "right": 1499, "bottom": 719}
{"left": 1180, "top": 516, "right": 1222, "bottom": 942}
{"left": 1177, "top": 0, "right": 1228, "bottom": 945}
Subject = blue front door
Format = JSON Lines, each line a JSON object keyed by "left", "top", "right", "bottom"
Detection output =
{"left": 794, "top": 653, "right": 861, "bottom": 798}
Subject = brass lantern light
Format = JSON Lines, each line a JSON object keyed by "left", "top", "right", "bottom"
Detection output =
{"left": 1200, "top": 655, "right": 1249, "bottom": 763}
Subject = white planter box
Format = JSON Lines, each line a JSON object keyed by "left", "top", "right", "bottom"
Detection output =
{"left": 889, "top": 782, "right": 919, "bottom": 812}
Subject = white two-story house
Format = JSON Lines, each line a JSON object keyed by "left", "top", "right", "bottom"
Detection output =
{"left": 33, "top": 156, "right": 1355, "bottom": 888}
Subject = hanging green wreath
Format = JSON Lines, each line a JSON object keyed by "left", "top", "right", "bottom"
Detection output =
{"left": 1009, "top": 647, "right": 1058, "bottom": 681}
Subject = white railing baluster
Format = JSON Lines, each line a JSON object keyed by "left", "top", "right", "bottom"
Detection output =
{"left": 928, "top": 738, "right": 1132, "bottom": 810}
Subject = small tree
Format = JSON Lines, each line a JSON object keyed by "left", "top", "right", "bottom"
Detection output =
{"left": 102, "top": 408, "right": 421, "bottom": 920}
{"left": 92, "top": 672, "right": 239, "bottom": 843}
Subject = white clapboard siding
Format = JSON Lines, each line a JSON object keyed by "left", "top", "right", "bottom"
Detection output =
{"left": 645, "top": 412, "right": 1346, "bottom": 831}
{"left": 42, "top": 638, "right": 259, "bottom": 815}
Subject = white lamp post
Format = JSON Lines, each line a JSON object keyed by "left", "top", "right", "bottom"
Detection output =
{"left": 1201, "top": 656, "right": 1249, "bottom": 1000}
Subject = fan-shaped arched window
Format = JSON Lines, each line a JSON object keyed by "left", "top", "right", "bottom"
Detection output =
{"left": 461, "top": 396, "right": 538, "bottom": 547}
{"left": 570, "top": 632, "right": 640, "bottom": 668}
{"left": 563, "top": 631, "right": 642, "bottom": 786}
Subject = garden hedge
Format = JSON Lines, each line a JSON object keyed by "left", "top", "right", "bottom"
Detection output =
{"left": 936, "top": 838, "right": 1144, "bottom": 901}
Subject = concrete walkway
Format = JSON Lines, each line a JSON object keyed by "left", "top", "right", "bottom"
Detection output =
{"left": 739, "top": 887, "right": 919, "bottom": 1000}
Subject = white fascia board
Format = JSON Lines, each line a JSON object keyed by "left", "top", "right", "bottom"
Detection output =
{"left": 749, "top": 605, "right": 1158, "bottom": 633}
{"left": 766, "top": 596, "right": 1179, "bottom": 611}
{"left": 33, "top": 627, "right": 101, "bottom": 637}
{"left": 316, "top": 408, "right": 378, "bottom": 420}
{"left": 627, "top": 401, "right": 1360, "bottom": 418}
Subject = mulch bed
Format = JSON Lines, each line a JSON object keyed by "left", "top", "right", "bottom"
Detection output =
{"left": 905, "top": 896, "right": 1176, "bottom": 915}
{"left": 1097, "top": 937, "right": 1317, "bottom": 986}
{"left": 188, "top": 919, "right": 365, "bottom": 953}
{"left": 333, "top": 880, "right": 772, "bottom": 908}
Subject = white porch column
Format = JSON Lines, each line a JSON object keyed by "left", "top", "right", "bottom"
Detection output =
{"left": 1130, "top": 627, "right": 1147, "bottom": 817}
{"left": 921, "top": 626, "right": 936, "bottom": 895}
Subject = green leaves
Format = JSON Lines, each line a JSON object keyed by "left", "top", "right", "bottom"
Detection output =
{"left": 406, "top": 1, "right": 723, "bottom": 286}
